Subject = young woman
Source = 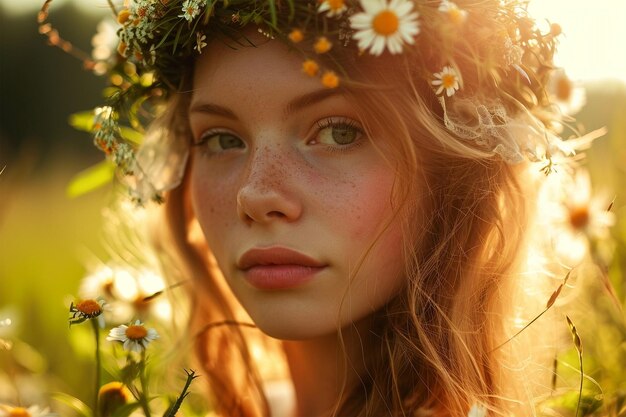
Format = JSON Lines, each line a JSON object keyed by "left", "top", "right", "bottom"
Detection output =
{"left": 41, "top": 0, "right": 591, "bottom": 415}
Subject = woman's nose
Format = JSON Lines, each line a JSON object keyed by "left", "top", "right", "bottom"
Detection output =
{"left": 236, "top": 151, "right": 303, "bottom": 224}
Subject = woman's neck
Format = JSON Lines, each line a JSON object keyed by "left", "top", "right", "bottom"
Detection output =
{"left": 282, "top": 317, "right": 374, "bottom": 417}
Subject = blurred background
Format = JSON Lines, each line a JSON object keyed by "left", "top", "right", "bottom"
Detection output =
{"left": 1, "top": 0, "right": 625, "bottom": 414}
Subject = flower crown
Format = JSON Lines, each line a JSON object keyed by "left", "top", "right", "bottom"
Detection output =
{"left": 39, "top": 0, "right": 574, "bottom": 203}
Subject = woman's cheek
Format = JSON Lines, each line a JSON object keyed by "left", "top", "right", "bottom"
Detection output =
{"left": 191, "top": 166, "right": 238, "bottom": 229}
{"left": 336, "top": 171, "right": 396, "bottom": 241}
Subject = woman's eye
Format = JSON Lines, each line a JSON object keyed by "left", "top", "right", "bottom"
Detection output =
{"left": 315, "top": 120, "right": 362, "bottom": 146}
{"left": 198, "top": 132, "right": 245, "bottom": 154}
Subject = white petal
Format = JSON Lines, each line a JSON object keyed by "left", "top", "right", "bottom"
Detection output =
{"left": 394, "top": 0, "right": 414, "bottom": 16}
{"left": 350, "top": 13, "right": 373, "bottom": 29}
{"left": 387, "top": 36, "right": 403, "bottom": 54}
{"left": 107, "top": 326, "right": 128, "bottom": 341}
{"left": 354, "top": 30, "right": 376, "bottom": 48}
{"left": 370, "top": 36, "right": 387, "bottom": 56}
{"left": 360, "top": 0, "right": 386, "bottom": 14}
{"left": 353, "top": 28, "right": 374, "bottom": 41}
{"left": 355, "top": 31, "right": 376, "bottom": 50}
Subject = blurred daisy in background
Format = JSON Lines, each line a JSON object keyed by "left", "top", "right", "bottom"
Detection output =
{"left": 547, "top": 169, "right": 615, "bottom": 266}
{"left": 547, "top": 68, "right": 587, "bottom": 116}
{"left": 79, "top": 264, "right": 172, "bottom": 324}
{"left": 0, "top": 405, "right": 56, "bottom": 417}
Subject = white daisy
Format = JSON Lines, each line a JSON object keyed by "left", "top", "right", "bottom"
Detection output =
{"left": 438, "top": 0, "right": 468, "bottom": 25}
{"left": 318, "top": 0, "right": 348, "bottom": 18}
{"left": 107, "top": 320, "right": 159, "bottom": 353}
{"left": 0, "top": 405, "right": 57, "bottom": 417}
{"left": 79, "top": 265, "right": 116, "bottom": 301}
{"left": 179, "top": 0, "right": 205, "bottom": 22}
{"left": 350, "top": 0, "right": 420, "bottom": 56}
{"left": 546, "top": 169, "right": 615, "bottom": 265}
{"left": 80, "top": 264, "right": 171, "bottom": 324}
{"left": 547, "top": 68, "right": 586, "bottom": 115}
{"left": 432, "top": 65, "right": 461, "bottom": 96}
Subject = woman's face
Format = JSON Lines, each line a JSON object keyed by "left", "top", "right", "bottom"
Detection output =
{"left": 188, "top": 35, "right": 410, "bottom": 340}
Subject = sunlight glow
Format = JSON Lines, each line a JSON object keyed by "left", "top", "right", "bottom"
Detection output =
{"left": 528, "top": 0, "right": 626, "bottom": 82}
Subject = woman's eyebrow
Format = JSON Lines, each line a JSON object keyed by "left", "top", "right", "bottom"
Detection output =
{"left": 284, "top": 88, "right": 345, "bottom": 117}
{"left": 188, "top": 102, "right": 239, "bottom": 120}
{"left": 188, "top": 88, "right": 345, "bottom": 119}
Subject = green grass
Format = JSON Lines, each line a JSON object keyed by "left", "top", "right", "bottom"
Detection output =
{"left": 0, "top": 157, "right": 110, "bottom": 402}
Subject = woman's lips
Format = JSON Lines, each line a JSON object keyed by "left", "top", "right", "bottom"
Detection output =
{"left": 237, "top": 247, "right": 327, "bottom": 290}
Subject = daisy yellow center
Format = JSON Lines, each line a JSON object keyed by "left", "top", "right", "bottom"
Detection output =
{"left": 556, "top": 76, "right": 573, "bottom": 101}
{"left": 103, "top": 281, "right": 115, "bottom": 298}
{"left": 442, "top": 73, "right": 457, "bottom": 88}
{"left": 448, "top": 8, "right": 465, "bottom": 25}
{"left": 77, "top": 299, "right": 102, "bottom": 315}
{"left": 328, "top": 0, "right": 345, "bottom": 10}
{"left": 125, "top": 325, "right": 148, "bottom": 340}
{"left": 569, "top": 206, "right": 590, "bottom": 230}
{"left": 99, "top": 381, "right": 131, "bottom": 404}
{"left": 373, "top": 10, "right": 399, "bottom": 36}
{"left": 8, "top": 408, "right": 30, "bottom": 417}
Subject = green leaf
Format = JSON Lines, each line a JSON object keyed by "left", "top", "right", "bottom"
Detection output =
{"left": 267, "top": 0, "right": 277, "bottom": 26}
{"left": 119, "top": 126, "right": 144, "bottom": 145}
{"left": 51, "top": 392, "right": 93, "bottom": 417}
{"left": 67, "top": 161, "right": 115, "bottom": 198}
{"left": 69, "top": 111, "right": 95, "bottom": 133}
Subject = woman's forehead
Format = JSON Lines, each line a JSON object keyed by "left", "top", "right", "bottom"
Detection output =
{"left": 190, "top": 34, "right": 395, "bottom": 109}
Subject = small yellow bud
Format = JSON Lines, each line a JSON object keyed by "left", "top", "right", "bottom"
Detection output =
{"left": 117, "top": 41, "right": 128, "bottom": 57}
{"left": 288, "top": 29, "right": 304, "bottom": 43}
{"left": 550, "top": 23, "right": 562, "bottom": 37}
{"left": 302, "top": 59, "right": 320, "bottom": 77}
{"left": 117, "top": 9, "right": 131, "bottom": 24}
{"left": 313, "top": 36, "right": 332, "bottom": 54}
{"left": 321, "top": 71, "right": 339, "bottom": 88}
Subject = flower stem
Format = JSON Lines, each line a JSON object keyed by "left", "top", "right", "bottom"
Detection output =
{"left": 92, "top": 319, "right": 101, "bottom": 417}
{"left": 138, "top": 351, "right": 152, "bottom": 417}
